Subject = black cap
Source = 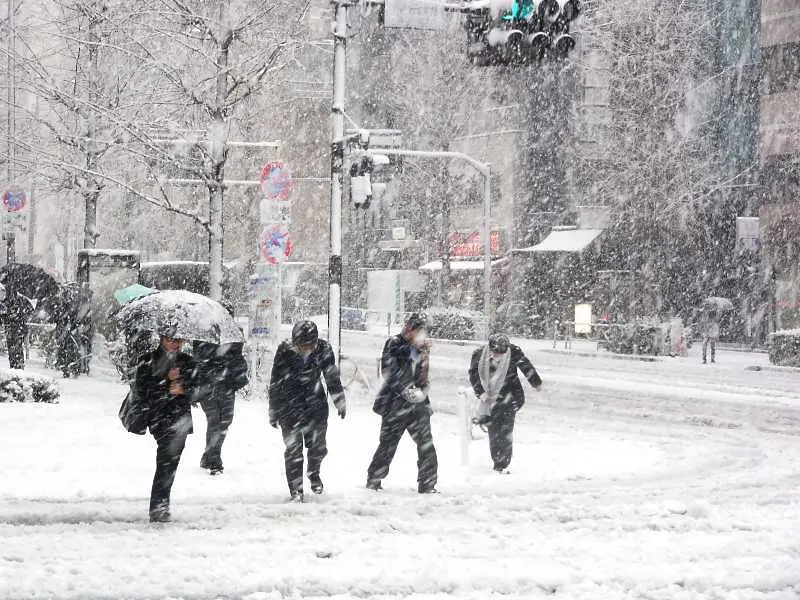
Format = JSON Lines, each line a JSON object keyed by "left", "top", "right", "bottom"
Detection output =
{"left": 292, "top": 320, "right": 318, "bottom": 345}
{"left": 488, "top": 333, "right": 509, "bottom": 353}
{"left": 404, "top": 312, "right": 428, "bottom": 331}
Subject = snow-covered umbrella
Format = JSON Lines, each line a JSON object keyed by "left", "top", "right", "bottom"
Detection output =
{"left": 702, "top": 296, "right": 734, "bottom": 312}
{"left": 115, "top": 290, "right": 244, "bottom": 344}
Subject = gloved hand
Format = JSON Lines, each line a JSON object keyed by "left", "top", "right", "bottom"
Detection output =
{"left": 337, "top": 405, "right": 347, "bottom": 419}
{"left": 403, "top": 387, "right": 427, "bottom": 404}
{"left": 269, "top": 419, "right": 278, "bottom": 429}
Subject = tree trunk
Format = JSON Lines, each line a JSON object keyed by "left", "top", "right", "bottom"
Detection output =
{"left": 208, "top": 4, "right": 230, "bottom": 302}
{"left": 83, "top": 8, "right": 100, "bottom": 249}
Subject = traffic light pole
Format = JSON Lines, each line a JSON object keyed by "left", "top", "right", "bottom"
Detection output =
{"left": 329, "top": 0, "right": 349, "bottom": 361}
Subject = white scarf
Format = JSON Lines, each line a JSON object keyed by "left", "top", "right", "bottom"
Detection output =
{"left": 478, "top": 344, "right": 510, "bottom": 400}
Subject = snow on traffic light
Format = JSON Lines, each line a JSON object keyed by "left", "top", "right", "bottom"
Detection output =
{"left": 465, "top": 0, "right": 581, "bottom": 66}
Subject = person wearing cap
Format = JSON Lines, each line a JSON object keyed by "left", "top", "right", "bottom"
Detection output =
{"left": 468, "top": 333, "right": 542, "bottom": 474}
{"left": 268, "top": 320, "right": 346, "bottom": 502}
{"left": 366, "top": 312, "right": 439, "bottom": 494}
{"left": 133, "top": 333, "right": 196, "bottom": 523}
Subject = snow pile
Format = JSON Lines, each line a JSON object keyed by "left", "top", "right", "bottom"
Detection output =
{"left": 0, "top": 368, "right": 59, "bottom": 403}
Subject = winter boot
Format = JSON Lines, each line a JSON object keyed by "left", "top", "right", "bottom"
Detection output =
{"left": 309, "top": 474, "right": 324, "bottom": 494}
{"left": 290, "top": 490, "right": 304, "bottom": 503}
{"left": 366, "top": 479, "right": 382, "bottom": 491}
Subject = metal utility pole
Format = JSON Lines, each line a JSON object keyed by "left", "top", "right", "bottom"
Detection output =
{"left": 5, "top": 0, "right": 16, "bottom": 263}
{"left": 328, "top": 0, "right": 348, "bottom": 361}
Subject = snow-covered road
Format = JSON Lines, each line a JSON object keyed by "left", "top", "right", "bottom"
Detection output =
{"left": 1, "top": 337, "right": 798, "bottom": 599}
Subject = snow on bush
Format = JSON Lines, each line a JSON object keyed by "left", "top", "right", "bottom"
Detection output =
{"left": 0, "top": 369, "right": 59, "bottom": 403}
{"left": 768, "top": 329, "right": 800, "bottom": 367}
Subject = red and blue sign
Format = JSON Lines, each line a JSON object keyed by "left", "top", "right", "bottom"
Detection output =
{"left": 259, "top": 224, "right": 293, "bottom": 265}
{"left": 260, "top": 161, "right": 293, "bottom": 201}
{"left": 2, "top": 186, "right": 26, "bottom": 212}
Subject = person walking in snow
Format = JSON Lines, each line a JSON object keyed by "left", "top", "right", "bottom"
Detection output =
{"left": 268, "top": 320, "right": 346, "bottom": 502}
{"left": 701, "top": 308, "right": 720, "bottom": 364}
{"left": 193, "top": 341, "right": 248, "bottom": 475}
{"left": 133, "top": 332, "right": 196, "bottom": 523}
{"left": 366, "top": 313, "right": 439, "bottom": 494}
{"left": 468, "top": 333, "right": 542, "bottom": 474}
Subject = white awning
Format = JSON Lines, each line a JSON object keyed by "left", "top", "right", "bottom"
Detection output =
{"left": 419, "top": 259, "right": 507, "bottom": 272}
{"left": 516, "top": 228, "right": 603, "bottom": 253}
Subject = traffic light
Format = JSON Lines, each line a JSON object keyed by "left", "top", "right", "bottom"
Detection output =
{"left": 350, "top": 157, "right": 373, "bottom": 209}
{"left": 465, "top": 0, "right": 581, "bottom": 66}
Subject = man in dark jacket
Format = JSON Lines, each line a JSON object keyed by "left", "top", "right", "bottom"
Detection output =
{"left": 468, "top": 333, "right": 542, "bottom": 473}
{"left": 193, "top": 341, "right": 249, "bottom": 475}
{"left": 268, "top": 320, "right": 346, "bottom": 502}
{"left": 134, "top": 334, "right": 195, "bottom": 523}
{"left": 366, "top": 313, "right": 439, "bottom": 494}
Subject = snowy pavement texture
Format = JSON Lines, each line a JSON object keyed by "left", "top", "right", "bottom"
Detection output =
{"left": 1, "top": 335, "right": 799, "bottom": 600}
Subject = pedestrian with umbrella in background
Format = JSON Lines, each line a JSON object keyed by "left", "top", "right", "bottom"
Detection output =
{"left": 116, "top": 290, "right": 245, "bottom": 522}
{"left": 700, "top": 297, "right": 732, "bottom": 364}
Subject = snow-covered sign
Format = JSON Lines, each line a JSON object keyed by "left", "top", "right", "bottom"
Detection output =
{"left": 383, "top": 0, "right": 446, "bottom": 30}
{"left": 735, "top": 217, "right": 760, "bottom": 252}
{"left": 248, "top": 271, "right": 279, "bottom": 338}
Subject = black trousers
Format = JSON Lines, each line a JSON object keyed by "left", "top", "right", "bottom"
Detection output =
{"left": 487, "top": 407, "right": 516, "bottom": 470}
{"left": 150, "top": 423, "right": 189, "bottom": 515}
{"left": 367, "top": 404, "right": 438, "bottom": 491}
{"left": 280, "top": 414, "right": 328, "bottom": 494}
{"left": 200, "top": 389, "right": 235, "bottom": 469}
{"left": 5, "top": 323, "right": 25, "bottom": 369}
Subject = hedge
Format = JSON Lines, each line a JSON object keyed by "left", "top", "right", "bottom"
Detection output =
{"left": 768, "top": 329, "right": 800, "bottom": 367}
{"left": 0, "top": 369, "right": 60, "bottom": 403}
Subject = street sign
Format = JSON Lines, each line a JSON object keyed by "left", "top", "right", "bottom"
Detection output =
{"left": 260, "top": 161, "right": 293, "bottom": 200}
{"left": 248, "top": 271, "right": 280, "bottom": 338}
{"left": 2, "top": 185, "right": 26, "bottom": 212}
{"left": 259, "top": 224, "right": 293, "bottom": 265}
{"left": 384, "top": 0, "right": 445, "bottom": 30}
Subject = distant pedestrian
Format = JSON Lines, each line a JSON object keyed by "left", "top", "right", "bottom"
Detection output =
{"left": 193, "top": 341, "right": 249, "bottom": 475}
{"left": 701, "top": 308, "right": 720, "bottom": 364}
{"left": 268, "top": 320, "right": 346, "bottom": 502}
{"left": 366, "top": 313, "right": 439, "bottom": 494}
{"left": 0, "top": 286, "right": 34, "bottom": 370}
{"left": 468, "top": 333, "right": 542, "bottom": 474}
{"left": 133, "top": 333, "right": 196, "bottom": 523}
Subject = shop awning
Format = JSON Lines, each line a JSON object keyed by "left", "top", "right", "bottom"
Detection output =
{"left": 419, "top": 258, "right": 507, "bottom": 272}
{"left": 515, "top": 228, "right": 603, "bottom": 253}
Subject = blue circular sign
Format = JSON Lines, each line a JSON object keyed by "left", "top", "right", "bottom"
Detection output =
{"left": 2, "top": 186, "right": 26, "bottom": 212}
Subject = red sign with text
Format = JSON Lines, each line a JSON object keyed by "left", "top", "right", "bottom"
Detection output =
{"left": 448, "top": 230, "right": 502, "bottom": 258}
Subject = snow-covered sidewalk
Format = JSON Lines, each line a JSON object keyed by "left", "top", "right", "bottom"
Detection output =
{"left": 1, "top": 348, "right": 799, "bottom": 599}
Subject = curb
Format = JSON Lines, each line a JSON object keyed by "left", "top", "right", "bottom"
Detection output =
{"left": 745, "top": 364, "right": 800, "bottom": 374}
{"left": 540, "top": 348, "right": 661, "bottom": 363}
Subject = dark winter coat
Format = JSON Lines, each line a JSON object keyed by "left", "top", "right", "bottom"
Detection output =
{"left": 192, "top": 341, "right": 249, "bottom": 399}
{"left": 373, "top": 334, "right": 431, "bottom": 417}
{"left": 134, "top": 346, "right": 196, "bottom": 436}
{"left": 268, "top": 338, "right": 345, "bottom": 427}
{"left": 468, "top": 344, "right": 541, "bottom": 413}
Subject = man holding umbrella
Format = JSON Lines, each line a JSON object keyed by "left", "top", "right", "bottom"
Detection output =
{"left": 133, "top": 329, "right": 196, "bottom": 523}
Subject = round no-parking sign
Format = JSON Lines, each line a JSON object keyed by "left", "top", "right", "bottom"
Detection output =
{"left": 2, "top": 186, "right": 26, "bottom": 212}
